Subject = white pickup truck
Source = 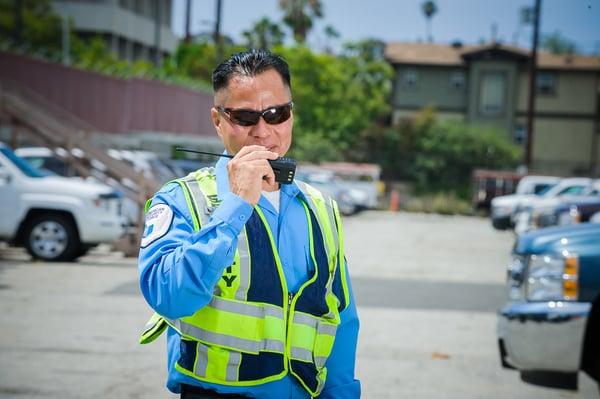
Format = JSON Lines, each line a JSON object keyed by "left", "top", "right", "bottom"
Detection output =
{"left": 490, "top": 175, "right": 561, "bottom": 230}
{"left": 0, "top": 143, "right": 125, "bottom": 261}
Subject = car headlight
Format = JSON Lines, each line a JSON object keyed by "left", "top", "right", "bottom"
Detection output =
{"left": 507, "top": 255, "right": 526, "bottom": 301}
{"left": 557, "top": 206, "right": 581, "bottom": 226}
{"left": 526, "top": 253, "right": 579, "bottom": 301}
{"left": 532, "top": 209, "right": 558, "bottom": 228}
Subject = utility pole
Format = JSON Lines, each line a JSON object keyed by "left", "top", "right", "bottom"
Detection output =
{"left": 62, "top": 16, "right": 70, "bottom": 65}
{"left": 184, "top": 0, "right": 191, "bottom": 43}
{"left": 214, "top": 0, "right": 223, "bottom": 64}
{"left": 153, "top": 0, "right": 162, "bottom": 67}
{"left": 525, "top": 0, "right": 541, "bottom": 170}
{"left": 13, "top": 0, "right": 22, "bottom": 46}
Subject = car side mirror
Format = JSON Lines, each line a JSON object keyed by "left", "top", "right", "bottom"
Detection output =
{"left": 0, "top": 169, "right": 13, "bottom": 185}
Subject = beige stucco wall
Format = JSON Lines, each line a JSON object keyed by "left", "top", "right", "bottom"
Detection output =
{"left": 516, "top": 71, "right": 597, "bottom": 114}
{"left": 393, "top": 66, "right": 467, "bottom": 111}
{"left": 392, "top": 109, "right": 465, "bottom": 125}
{"left": 512, "top": 115, "right": 595, "bottom": 174}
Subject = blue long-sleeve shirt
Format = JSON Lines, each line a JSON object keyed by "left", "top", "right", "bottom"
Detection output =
{"left": 138, "top": 156, "right": 361, "bottom": 398}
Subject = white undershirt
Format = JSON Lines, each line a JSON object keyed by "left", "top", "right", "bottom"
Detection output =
{"left": 262, "top": 190, "right": 281, "bottom": 213}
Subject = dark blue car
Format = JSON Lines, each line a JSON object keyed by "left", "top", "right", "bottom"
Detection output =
{"left": 497, "top": 223, "right": 600, "bottom": 391}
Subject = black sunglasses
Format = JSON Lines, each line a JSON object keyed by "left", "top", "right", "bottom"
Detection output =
{"left": 217, "top": 101, "right": 293, "bottom": 127}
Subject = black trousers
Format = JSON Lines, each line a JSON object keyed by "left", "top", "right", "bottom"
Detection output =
{"left": 180, "top": 384, "right": 249, "bottom": 399}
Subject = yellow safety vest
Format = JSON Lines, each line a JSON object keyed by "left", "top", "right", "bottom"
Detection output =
{"left": 139, "top": 168, "right": 350, "bottom": 397}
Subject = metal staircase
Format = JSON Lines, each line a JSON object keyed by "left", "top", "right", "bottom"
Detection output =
{"left": 0, "top": 80, "right": 161, "bottom": 255}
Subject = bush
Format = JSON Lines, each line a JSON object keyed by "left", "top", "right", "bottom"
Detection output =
{"left": 404, "top": 192, "right": 473, "bottom": 215}
{"left": 358, "top": 107, "right": 522, "bottom": 199}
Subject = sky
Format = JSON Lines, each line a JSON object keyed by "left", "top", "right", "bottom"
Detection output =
{"left": 171, "top": 0, "right": 600, "bottom": 54}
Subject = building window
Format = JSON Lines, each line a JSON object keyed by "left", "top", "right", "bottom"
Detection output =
{"left": 401, "top": 68, "right": 418, "bottom": 90}
{"left": 513, "top": 124, "right": 527, "bottom": 144}
{"left": 479, "top": 72, "right": 506, "bottom": 116}
{"left": 450, "top": 71, "right": 465, "bottom": 90}
{"left": 536, "top": 72, "right": 557, "bottom": 95}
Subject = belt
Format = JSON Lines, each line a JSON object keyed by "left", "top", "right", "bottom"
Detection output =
{"left": 180, "top": 384, "right": 249, "bottom": 399}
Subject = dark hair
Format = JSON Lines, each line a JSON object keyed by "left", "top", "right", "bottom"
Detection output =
{"left": 212, "top": 49, "right": 291, "bottom": 92}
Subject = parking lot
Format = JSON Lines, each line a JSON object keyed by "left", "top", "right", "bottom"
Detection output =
{"left": 0, "top": 211, "right": 598, "bottom": 398}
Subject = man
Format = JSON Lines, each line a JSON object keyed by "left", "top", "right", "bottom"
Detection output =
{"left": 138, "top": 49, "right": 360, "bottom": 399}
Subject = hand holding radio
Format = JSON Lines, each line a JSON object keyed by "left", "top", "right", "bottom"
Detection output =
{"left": 175, "top": 146, "right": 298, "bottom": 206}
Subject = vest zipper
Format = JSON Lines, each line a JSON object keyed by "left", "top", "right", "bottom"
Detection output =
{"left": 288, "top": 292, "right": 294, "bottom": 306}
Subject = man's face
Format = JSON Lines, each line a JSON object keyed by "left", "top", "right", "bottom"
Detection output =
{"left": 211, "top": 69, "right": 293, "bottom": 157}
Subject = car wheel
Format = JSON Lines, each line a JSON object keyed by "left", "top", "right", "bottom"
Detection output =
{"left": 338, "top": 200, "right": 356, "bottom": 216}
{"left": 24, "top": 214, "right": 80, "bottom": 262}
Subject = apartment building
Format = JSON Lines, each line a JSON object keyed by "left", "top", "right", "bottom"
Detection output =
{"left": 385, "top": 42, "right": 600, "bottom": 175}
{"left": 52, "top": 0, "right": 178, "bottom": 63}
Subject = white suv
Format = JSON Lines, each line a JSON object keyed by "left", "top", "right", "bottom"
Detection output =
{"left": 0, "top": 143, "right": 125, "bottom": 261}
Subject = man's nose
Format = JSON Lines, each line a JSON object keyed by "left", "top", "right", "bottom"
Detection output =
{"left": 250, "top": 117, "right": 270, "bottom": 138}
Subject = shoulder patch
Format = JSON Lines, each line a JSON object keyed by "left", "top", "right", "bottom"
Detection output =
{"left": 140, "top": 203, "right": 174, "bottom": 248}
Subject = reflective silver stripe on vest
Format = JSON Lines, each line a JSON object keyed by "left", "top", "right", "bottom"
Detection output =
{"left": 184, "top": 173, "right": 251, "bottom": 302}
{"left": 317, "top": 322, "right": 337, "bottom": 336}
{"left": 182, "top": 178, "right": 211, "bottom": 226}
{"left": 234, "top": 227, "right": 251, "bottom": 301}
{"left": 325, "top": 197, "right": 339, "bottom": 271}
{"left": 195, "top": 342, "right": 209, "bottom": 378}
{"left": 169, "top": 319, "right": 285, "bottom": 354}
{"left": 293, "top": 312, "right": 318, "bottom": 328}
{"left": 290, "top": 346, "right": 313, "bottom": 363}
{"left": 296, "top": 182, "right": 331, "bottom": 262}
{"left": 210, "top": 296, "right": 284, "bottom": 319}
{"left": 314, "top": 356, "right": 328, "bottom": 368}
{"left": 226, "top": 351, "right": 241, "bottom": 381}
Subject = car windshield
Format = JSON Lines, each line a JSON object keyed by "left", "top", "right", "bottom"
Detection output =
{"left": 533, "top": 183, "right": 554, "bottom": 195}
{"left": 0, "top": 147, "right": 46, "bottom": 178}
{"left": 536, "top": 183, "right": 557, "bottom": 196}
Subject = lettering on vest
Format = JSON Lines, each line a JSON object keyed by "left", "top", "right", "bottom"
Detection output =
{"left": 222, "top": 264, "right": 237, "bottom": 287}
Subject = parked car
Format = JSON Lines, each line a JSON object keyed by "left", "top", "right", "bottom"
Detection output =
{"left": 0, "top": 143, "right": 125, "bottom": 261}
{"left": 15, "top": 146, "right": 77, "bottom": 176}
{"left": 295, "top": 169, "right": 361, "bottom": 216}
{"left": 167, "top": 159, "right": 215, "bottom": 176}
{"left": 319, "top": 162, "right": 382, "bottom": 210}
{"left": 107, "top": 149, "right": 177, "bottom": 185}
{"left": 16, "top": 146, "right": 141, "bottom": 230}
{"left": 497, "top": 223, "right": 600, "bottom": 391}
{"left": 490, "top": 175, "right": 560, "bottom": 230}
{"left": 513, "top": 179, "right": 598, "bottom": 235}
{"left": 532, "top": 195, "right": 600, "bottom": 229}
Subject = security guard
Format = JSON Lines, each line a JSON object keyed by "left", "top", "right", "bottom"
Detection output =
{"left": 138, "top": 49, "right": 361, "bottom": 398}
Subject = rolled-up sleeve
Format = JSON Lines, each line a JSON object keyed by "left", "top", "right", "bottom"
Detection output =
{"left": 138, "top": 184, "right": 254, "bottom": 319}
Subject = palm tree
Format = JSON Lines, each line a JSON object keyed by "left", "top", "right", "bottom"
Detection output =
{"left": 278, "top": 0, "right": 323, "bottom": 43}
{"left": 421, "top": 1, "right": 438, "bottom": 42}
{"left": 242, "top": 17, "right": 285, "bottom": 50}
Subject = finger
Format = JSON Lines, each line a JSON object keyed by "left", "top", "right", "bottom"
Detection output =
{"left": 260, "top": 163, "right": 276, "bottom": 185}
{"left": 238, "top": 150, "right": 279, "bottom": 162}
{"left": 233, "top": 145, "right": 266, "bottom": 159}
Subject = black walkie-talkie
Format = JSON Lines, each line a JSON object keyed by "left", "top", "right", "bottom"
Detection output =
{"left": 175, "top": 147, "right": 297, "bottom": 184}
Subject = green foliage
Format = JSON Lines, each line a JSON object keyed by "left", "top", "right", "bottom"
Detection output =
{"left": 542, "top": 31, "right": 579, "bottom": 55}
{"left": 242, "top": 17, "right": 285, "bottom": 50}
{"left": 276, "top": 44, "right": 393, "bottom": 162}
{"left": 359, "top": 107, "right": 522, "bottom": 198}
{"left": 164, "top": 40, "right": 246, "bottom": 85}
{"left": 278, "top": 0, "right": 323, "bottom": 43}
{"left": 405, "top": 192, "right": 473, "bottom": 215}
{"left": 421, "top": 1, "right": 438, "bottom": 18}
{"left": 0, "top": 0, "right": 65, "bottom": 58}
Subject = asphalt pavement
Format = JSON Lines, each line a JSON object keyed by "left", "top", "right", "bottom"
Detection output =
{"left": 0, "top": 211, "right": 598, "bottom": 398}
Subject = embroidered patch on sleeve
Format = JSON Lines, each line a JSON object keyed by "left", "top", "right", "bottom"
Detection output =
{"left": 140, "top": 203, "right": 174, "bottom": 248}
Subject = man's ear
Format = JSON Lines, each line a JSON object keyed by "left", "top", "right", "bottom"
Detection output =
{"left": 211, "top": 107, "right": 223, "bottom": 139}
